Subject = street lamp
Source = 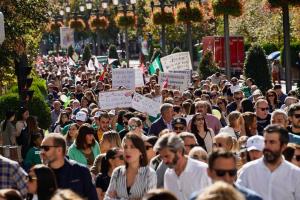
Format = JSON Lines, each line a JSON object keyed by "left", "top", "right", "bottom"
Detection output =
{"left": 150, "top": 0, "right": 175, "bottom": 54}
{"left": 113, "top": 0, "right": 136, "bottom": 68}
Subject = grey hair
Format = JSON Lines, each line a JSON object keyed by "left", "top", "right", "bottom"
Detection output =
{"left": 178, "top": 132, "right": 198, "bottom": 145}
{"left": 271, "top": 110, "right": 288, "bottom": 122}
{"left": 160, "top": 103, "right": 173, "bottom": 114}
{"left": 154, "top": 133, "right": 184, "bottom": 153}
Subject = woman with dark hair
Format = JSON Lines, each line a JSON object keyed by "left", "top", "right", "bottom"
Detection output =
{"left": 53, "top": 112, "right": 71, "bottom": 133}
{"left": 24, "top": 132, "right": 43, "bottom": 170}
{"left": 67, "top": 123, "right": 100, "bottom": 167}
{"left": 104, "top": 134, "right": 157, "bottom": 200}
{"left": 116, "top": 110, "right": 126, "bottom": 132}
{"left": 266, "top": 89, "right": 280, "bottom": 112}
{"left": 241, "top": 98, "right": 254, "bottom": 113}
{"left": 26, "top": 164, "right": 57, "bottom": 200}
{"left": 64, "top": 123, "right": 79, "bottom": 148}
{"left": 190, "top": 113, "right": 215, "bottom": 153}
{"left": 0, "top": 110, "right": 17, "bottom": 145}
{"left": 16, "top": 107, "right": 29, "bottom": 136}
{"left": 95, "top": 148, "right": 124, "bottom": 200}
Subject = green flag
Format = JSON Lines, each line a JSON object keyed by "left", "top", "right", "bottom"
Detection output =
{"left": 148, "top": 56, "right": 163, "bottom": 75}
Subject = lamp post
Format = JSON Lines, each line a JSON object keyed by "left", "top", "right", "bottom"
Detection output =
{"left": 150, "top": 0, "right": 175, "bottom": 54}
{"left": 112, "top": 0, "right": 136, "bottom": 68}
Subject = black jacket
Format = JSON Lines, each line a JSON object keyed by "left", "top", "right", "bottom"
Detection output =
{"left": 53, "top": 158, "right": 98, "bottom": 200}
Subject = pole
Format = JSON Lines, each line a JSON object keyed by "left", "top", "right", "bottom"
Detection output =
{"left": 224, "top": 14, "right": 231, "bottom": 78}
{"left": 187, "top": 22, "right": 193, "bottom": 69}
{"left": 161, "top": 24, "right": 166, "bottom": 54}
{"left": 283, "top": 4, "right": 291, "bottom": 92}
{"left": 125, "top": 28, "right": 129, "bottom": 68}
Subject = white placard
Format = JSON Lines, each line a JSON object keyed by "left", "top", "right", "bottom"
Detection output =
{"left": 169, "top": 70, "right": 192, "bottom": 83}
{"left": 60, "top": 27, "right": 74, "bottom": 49}
{"left": 161, "top": 52, "right": 192, "bottom": 72}
{"left": 132, "top": 93, "right": 160, "bottom": 117}
{"left": 112, "top": 68, "right": 144, "bottom": 89}
{"left": 99, "top": 90, "right": 133, "bottom": 109}
{"left": 158, "top": 72, "right": 190, "bottom": 92}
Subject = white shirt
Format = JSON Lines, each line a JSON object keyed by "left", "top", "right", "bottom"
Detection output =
{"left": 164, "top": 157, "right": 211, "bottom": 200}
{"left": 237, "top": 157, "right": 300, "bottom": 200}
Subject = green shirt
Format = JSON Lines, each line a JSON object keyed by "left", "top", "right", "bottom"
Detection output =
{"left": 24, "top": 147, "right": 42, "bottom": 168}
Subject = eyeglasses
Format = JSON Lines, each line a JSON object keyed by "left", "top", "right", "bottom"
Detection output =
{"left": 293, "top": 155, "right": 300, "bottom": 161}
{"left": 173, "top": 126, "right": 185, "bottom": 131}
{"left": 40, "top": 145, "right": 59, "bottom": 152}
{"left": 258, "top": 107, "right": 269, "bottom": 111}
{"left": 113, "top": 155, "right": 124, "bottom": 160}
{"left": 213, "top": 169, "right": 237, "bottom": 177}
{"left": 145, "top": 145, "right": 153, "bottom": 150}
{"left": 27, "top": 175, "right": 38, "bottom": 182}
{"left": 293, "top": 114, "right": 300, "bottom": 119}
{"left": 185, "top": 144, "right": 198, "bottom": 149}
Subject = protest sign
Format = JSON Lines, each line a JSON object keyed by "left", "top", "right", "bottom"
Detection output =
{"left": 112, "top": 68, "right": 144, "bottom": 89}
{"left": 99, "top": 90, "right": 132, "bottom": 109}
{"left": 158, "top": 72, "right": 190, "bottom": 91}
{"left": 60, "top": 27, "right": 74, "bottom": 49}
{"left": 161, "top": 52, "right": 192, "bottom": 72}
{"left": 132, "top": 93, "right": 160, "bottom": 117}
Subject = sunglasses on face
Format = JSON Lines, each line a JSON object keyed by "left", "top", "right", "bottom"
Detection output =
{"left": 294, "top": 155, "right": 300, "bottom": 161}
{"left": 234, "top": 97, "right": 243, "bottom": 101}
{"left": 258, "top": 107, "right": 269, "bottom": 111}
{"left": 213, "top": 143, "right": 223, "bottom": 148}
{"left": 268, "top": 94, "right": 275, "bottom": 97}
{"left": 173, "top": 126, "right": 185, "bottom": 131}
{"left": 40, "top": 145, "right": 59, "bottom": 152}
{"left": 213, "top": 169, "right": 237, "bottom": 177}
{"left": 145, "top": 145, "right": 153, "bottom": 150}
{"left": 293, "top": 114, "right": 300, "bottom": 119}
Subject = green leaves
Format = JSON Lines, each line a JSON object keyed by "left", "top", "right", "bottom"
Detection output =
{"left": 212, "top": 0, "right": 242, "bottom": 17}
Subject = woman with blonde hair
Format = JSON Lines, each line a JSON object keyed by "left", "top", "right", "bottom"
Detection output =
{"left": 213, "top": 133, "right": 239, "bottom": 153}
{"left": 219, "top": 111, "right": 245, "bottom": 139}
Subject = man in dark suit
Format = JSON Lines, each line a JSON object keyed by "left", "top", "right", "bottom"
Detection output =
{"left": 148, "top": 103, "right": 174, "bottom": 136}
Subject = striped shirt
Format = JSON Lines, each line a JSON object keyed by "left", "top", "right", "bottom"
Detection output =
{"left": 104, "top": 165, "right": 157, "bottom": 200}
{"left": 0, "top": 155, "right": 28, "bottom": 198}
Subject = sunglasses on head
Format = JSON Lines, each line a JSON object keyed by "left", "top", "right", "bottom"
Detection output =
{"left": 293, "top": 114, "right": 300, "bottom": 119}
{"left": 27, "top": 175, "right": 37, "bottom": 182}
{"left": 40, "top": 145, "right": 59, "bottom": 152}
{"left": 213, "top": 169, "right": 237, "bottom": 177}
{"left": 294, "top": 155, "right": 300, "bottom": 161}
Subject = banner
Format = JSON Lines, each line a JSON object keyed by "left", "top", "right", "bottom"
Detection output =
{"left": 158, "top": 72, "right": 190, "bottom": 92}
{"left": 132, "top": 93, "right": 160, "bottom": 117}
{"left": 161, "top": 52, "right": 192, "bottom": 72}
{"left": 112, "top": 68, "right": 144, "bottom": 89}
{"left": 60, "top": 27, "right": 74, "bottom": 49}
{"left": 99, "top": 90, "right": 133, "bottom": 109}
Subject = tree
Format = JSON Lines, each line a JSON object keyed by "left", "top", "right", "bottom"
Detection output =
{"left": 198, "top": 50, "right": 220, "bottom": 79}
{"left": 82, "top": 45, "right": 92, "bottom": 64}
{"left": 243, "top": 44, "right": 272, "bottom": 93}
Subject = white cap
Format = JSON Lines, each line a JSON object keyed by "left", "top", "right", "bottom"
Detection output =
{"left": 94, "top": 111, "right": 103, "bottom": 118}
{"left": 75, "top": 111, "right": 87, "bottom": 122}
{"left": 246, "top": 135, "right": 265, "bottom": 152}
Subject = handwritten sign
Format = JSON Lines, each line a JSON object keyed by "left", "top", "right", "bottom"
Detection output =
{"left": 99, "top": 90, "right": 132, "bottom": 109}
{"left": 112, "top": 68, "right": 144, "bottom": 89}
{"left": 132, "top": 93, "right": 160, "bottom": 117}
{"left": 60, "top": 27, "right": 74, "bottom": 49}
{"left": 161, "top": 52, "right": 192, "bottom": 72}
{"left": 158, "top": 72, "right": 190, "bottom": 92}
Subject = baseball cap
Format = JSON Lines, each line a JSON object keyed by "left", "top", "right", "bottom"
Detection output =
{"left": 94, "top": 111, "right": 103, "bottom": 118}
{"left": 75, "top": 111, "right": 87, "bottom": 122}
{"left": 171, "top": 117, "right": 187, "bottom": 127}
{"left": 246, "top": 135, "right": 265, "bottom": 152}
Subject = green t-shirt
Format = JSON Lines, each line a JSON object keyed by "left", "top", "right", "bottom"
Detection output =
{"left": 24, "top": 147, "right": 42, "bottom": 168}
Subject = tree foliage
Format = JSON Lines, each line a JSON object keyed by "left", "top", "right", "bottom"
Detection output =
{"left": 108, "top": 44, "right": 119, "bottom": 59}
{"left": 198, "top": 51, "right": 220, "bottom": 79}
{"left": 243, "top": 44, "right": 272, "bottom": 93}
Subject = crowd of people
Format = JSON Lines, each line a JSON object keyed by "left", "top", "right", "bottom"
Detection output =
{"left": 1, "top": 54, "right": 300, "bottom": 200}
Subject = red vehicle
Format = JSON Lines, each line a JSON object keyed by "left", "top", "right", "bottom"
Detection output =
{"left": 202, "top": 36, "right": 245, "bottom": 72}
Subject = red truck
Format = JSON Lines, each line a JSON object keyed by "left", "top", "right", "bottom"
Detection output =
{"left": 201, "top": 36, "right": 245, "bottom": 72}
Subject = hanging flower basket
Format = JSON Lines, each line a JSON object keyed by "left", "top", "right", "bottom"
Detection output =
{"left": 46, "top": 21, "right": 63, "bottom": 32}
{"left": 88, "top": 16, "right": 109, "bottom": 31}
{"left": 69, "top": 18, "right": 86, "bottom": 32}
{"left": 153, "top": 11, "right": 175, "bottom": 25}
{"left": 268, "top": 0, "right": 300, "bottom": 7}
{"left": 176, "top": 6, "right": 203, "bottom": 23}
{"left": 115, "top": 14, "right": 135, "bottom": 29}
{"left": 212, "top": 0, "right": 242, "bottom": 17}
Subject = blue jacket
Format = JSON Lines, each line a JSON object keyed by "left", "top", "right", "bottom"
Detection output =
{"left": 54, "top": 158, "right": 98, "bottom": 200}
{"left": 148, "top": 117, "right": 167, "bottom": 136}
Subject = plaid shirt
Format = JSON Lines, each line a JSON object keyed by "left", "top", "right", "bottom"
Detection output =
{"left": 0, "top": 155, "right": 28, "bottom": 198}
